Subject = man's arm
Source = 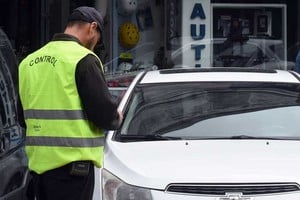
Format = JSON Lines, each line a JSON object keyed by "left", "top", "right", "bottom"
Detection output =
{"left": 75, "top": 54, "right": 122, "bottom": 130}
{"left": 17, "top": 95, "right": 26, "bottom": 129}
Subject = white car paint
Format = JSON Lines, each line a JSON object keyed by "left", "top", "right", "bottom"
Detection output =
{"left": 98, "top": 68, "right": 300, "bottom": 200}
{"left": 140, "top": 69, "right": 300, "bottom": 84}
{"left": 105, "top": 138, "right": 300, "bottom": 188}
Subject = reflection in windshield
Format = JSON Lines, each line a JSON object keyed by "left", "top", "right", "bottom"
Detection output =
{"left": 212, "top": 38, "right": 282, "bottom": 68}
{"left": 214, "top": 41, "right": 264, "bottom": 67}
{"left": 120, "top": 82, "right": 300, "bottom": 140}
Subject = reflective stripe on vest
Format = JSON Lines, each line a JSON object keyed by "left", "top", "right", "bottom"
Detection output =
{"left": 26, "top": 136, "right": 105, "bottom": 147}
{"left": 24, "top": 109, "right": 103, "bottom": 147}
{"left": 24, "top": 109, "right": 87, "bottom": 120}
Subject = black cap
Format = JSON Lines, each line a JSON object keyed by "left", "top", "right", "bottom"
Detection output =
{"left": 68, "top": 6, "right": 104, "bottom": 34}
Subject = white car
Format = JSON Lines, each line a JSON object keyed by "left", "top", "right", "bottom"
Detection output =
{"left": 101, "top": 68, "right": 300, "bottom": 200}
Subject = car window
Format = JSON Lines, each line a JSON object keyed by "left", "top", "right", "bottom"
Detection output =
{"left": 0, "top": 29, "right": 18, "bottom": 130}
{"left": 0, "top": 28, "right": 22, "bottom": 154}
{"left": 119, "top": 82, "right": 300, "bottom": 140}
{"left": 0, "top": 67, "right": 5, "bottom": 128}
{"left": 0, "top": 59, "right": 16, "bottom": 129}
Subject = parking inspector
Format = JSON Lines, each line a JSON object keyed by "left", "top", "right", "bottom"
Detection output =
{"left": 18, "top": 6, "right": 123, "bottom": 200}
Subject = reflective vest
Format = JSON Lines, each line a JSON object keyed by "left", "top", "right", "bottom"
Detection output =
{"left": 19, "top": 41, "right": 105, "bottom": 174}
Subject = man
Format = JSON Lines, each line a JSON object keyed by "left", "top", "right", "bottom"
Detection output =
{"left": 18, "top": 6, "right": 123, "bottom": 200}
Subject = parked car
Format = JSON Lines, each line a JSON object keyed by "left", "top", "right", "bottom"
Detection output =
{"left": 101, "top": 67, "right": 300, "bottom": 200}
{"left": 108, "top": 87, "right": 127, "bottom": 104}
{"left": 0, "top": 28, "right": 29, "bottom": 200}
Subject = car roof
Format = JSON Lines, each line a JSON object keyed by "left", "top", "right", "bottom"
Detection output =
{"left": 139, "top": 68, "right": 300, "bottom": 84}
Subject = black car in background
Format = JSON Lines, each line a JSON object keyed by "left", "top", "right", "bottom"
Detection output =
{"left": 0, "top": 28, "right": 29, "bottom": 200}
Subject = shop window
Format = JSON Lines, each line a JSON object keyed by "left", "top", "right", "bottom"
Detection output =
{"left": 106, "top": 1, "right": 290, "bottom": 76}
{"left": 106, "top": 0, "right": 174, "bottom": 75}
{"left": 212, "top": 4, "right": 286, "bottom": 67}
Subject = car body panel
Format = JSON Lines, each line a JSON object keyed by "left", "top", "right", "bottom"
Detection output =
{"left": 0, "top": 28, "right": 29, "bottom": 200}
{"left": 105, "top": 137, "right": 300, "bottom": 189}
{"left": 140, "top": 69, "right": 300, "bottom": 84}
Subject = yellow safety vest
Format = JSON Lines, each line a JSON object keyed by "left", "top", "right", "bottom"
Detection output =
{"left": 19, "top": 40, "right": 104, "bottom": 174}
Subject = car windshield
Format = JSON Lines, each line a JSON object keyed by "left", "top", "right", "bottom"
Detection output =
{"left": 118, "top": 82, "right": 300, "bottom": 141}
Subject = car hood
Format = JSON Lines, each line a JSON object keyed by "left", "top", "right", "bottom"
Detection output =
{"left": 104, "top": 138, "right": 300, "bottom": 189}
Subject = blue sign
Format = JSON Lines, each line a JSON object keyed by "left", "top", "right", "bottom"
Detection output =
{"left": 190, "top": 3, "right": 206, "bottom": 67}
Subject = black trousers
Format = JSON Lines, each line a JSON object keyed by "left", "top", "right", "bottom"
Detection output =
{"left": 30, "top": 161, "right": 95, "bottom": 200}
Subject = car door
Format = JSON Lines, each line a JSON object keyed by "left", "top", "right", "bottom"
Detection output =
{"left": 0, "top": 28, "right": 30, "bottom": 200}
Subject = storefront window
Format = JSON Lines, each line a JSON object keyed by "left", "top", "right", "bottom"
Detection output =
{"left": 0, "top": 0, "right": 298, "bottom": 75}
{"left": 104, "top": 0, "right": 169, "bottom": 76}
{"left": 104, "top": 0, "right": 296, "bottom": 80}
{"left": 211, "top": 4, "right": 288, "bottom": 69}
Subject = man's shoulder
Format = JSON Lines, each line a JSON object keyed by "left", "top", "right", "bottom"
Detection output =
{"left": 79, "top": 54, "right": 101, "bottom": 69}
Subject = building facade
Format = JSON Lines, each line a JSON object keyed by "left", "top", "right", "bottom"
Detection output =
{"left": 1, "top": 0, "right": 299, "bottom": 74}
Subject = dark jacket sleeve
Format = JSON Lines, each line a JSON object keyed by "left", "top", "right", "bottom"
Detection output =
{"left": 75, "top": 54, "right": 120, "bottom": 130}
{"left": 17, "top": 94, "right": 26, "bottom": 129}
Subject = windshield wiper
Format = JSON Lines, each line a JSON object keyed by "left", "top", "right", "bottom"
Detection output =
{"left": 118, "top": 134, "right": 182, "bottom": 142}
{"left": 229, "top": 135, "right": 286, "bottom": 140}
{"left": 196, "top": 135, "right": 289, "bottom": 140}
